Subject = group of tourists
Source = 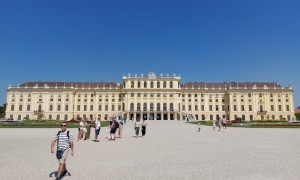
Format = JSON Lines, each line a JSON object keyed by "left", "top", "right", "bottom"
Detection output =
{"left": 212, "top": 117, "right": 227, "bottom": 131}
{"left": 77, "top": 119, "right": 92, "bottom": 141}
{"left": 134, "top": 116, "right": 147, "bottom": 137}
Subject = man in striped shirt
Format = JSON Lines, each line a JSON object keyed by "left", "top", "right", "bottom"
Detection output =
{"left": 51, "top": 122, "right": 74, "bottom": 180}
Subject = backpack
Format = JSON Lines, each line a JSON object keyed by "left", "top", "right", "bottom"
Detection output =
{"left": 114, "top": 121, "right": 120, "bottom": 129}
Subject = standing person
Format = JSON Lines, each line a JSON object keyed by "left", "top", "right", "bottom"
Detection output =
{"left": 78, "top": 119, "right": 84, "bottom": 141}
{"left": 94, "top": 118, "right": 101, "bottom": 142}
{"left": 198, "top": 120, "right": 201, "bottom": 132}
{"left": 212, "top": 119, "right": 216, "bottom": 131}
{"left": 141, "top": 120, "right": 147, "bottom": 136}
{"left": 109, "top": 117, "right": 119, "bottom": 140}
{"left": 83, "top": 120, "right": 87, "bottom": 140}
{"left": 85, "top": 120, "right": 91, "bottom": 140}
{"left": 51, "top": 122, "right": 74, "bottom": 180}
{"left": 118, "top": 122, "right": 123, "bottom": 138}
{"left": 218, "top": 118, "right": 222, "bottom": 131}
{"left": 222, "top": 117, "right": 227, "bottom": 131}
{"left": 134, "top": 117, "right": 141, "bottom": 137}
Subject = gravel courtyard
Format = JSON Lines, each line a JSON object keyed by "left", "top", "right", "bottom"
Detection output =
{"left": 0, "top": 120, "right": 299, "bottom": 180}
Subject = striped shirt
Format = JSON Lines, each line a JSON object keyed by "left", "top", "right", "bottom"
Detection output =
{"left": 54, "top": 131, "right": 74, "bottom": 151}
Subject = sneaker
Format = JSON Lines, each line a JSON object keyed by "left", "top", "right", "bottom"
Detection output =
{"left": 55, "top": 177, "right": 61, "bottom": 180}
{"left": 61, "top": 170, "right": 68, "bottom": 177}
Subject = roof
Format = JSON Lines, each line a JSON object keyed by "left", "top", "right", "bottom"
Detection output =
{"left": 19, "top": 81, "right": 119, "bottom": 88}
{"left": 180, "top": 82, "right": 282, "bottom": 89}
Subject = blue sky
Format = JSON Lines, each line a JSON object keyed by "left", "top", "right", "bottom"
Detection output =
{"left": 0, "top": 0, "right": 299, "bottom": 107}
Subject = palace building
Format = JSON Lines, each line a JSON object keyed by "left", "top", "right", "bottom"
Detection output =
{"left": 5, "top": 72, "right": 295, "bottom": 121}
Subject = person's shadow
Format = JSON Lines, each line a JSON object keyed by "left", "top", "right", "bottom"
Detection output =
{"left": 49, "top": 171, "right": 71, "bottom": 179}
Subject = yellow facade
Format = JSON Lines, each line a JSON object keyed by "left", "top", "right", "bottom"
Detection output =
{"left": 5, "top": 72, "right": 295, "bottom": 121}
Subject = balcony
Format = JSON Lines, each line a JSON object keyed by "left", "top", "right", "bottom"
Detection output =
{"left": 257, "top": 111, "right": 267, "bottom": 115}
{"left": 34, "top": 110, "right": 44, "bottom": 115}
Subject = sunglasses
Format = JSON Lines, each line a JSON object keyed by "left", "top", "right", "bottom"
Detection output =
{"left": 61, "top": 125, "right": 67, "bottom": 127}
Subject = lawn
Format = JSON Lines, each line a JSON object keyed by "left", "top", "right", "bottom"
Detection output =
{"left": 0, "top": 120, "right": 110, "bottom": 128}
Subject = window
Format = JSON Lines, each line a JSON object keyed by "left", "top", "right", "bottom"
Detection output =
{"left": 201, "top": 105, "right": 204, "bottom": 111}
{"left": 188, "top": 105, "right": 192, "bottom": 111}
{"left": 241, "top": 105, "right": 244, "bottom": 111}
{"left": 144, "top": 93, "right": 147, "bottom": 97}
{"left": 195, "top": 105, "right": 198, "bottom": 111}
{"left": 27, "top": 105, "right": 30, "bottom": 111}
{"left": 234, "top": 105, "right": 237, "bottom": 111}
{"left": 138, "top": 81, "right": 141, "bottom": 88}
{"left": 249, "top": 105, "right": 252, "bottom": 111}
{"left": 19, "top": 105, "right": 22, "bottom": 111}
{"left": 286, "top": 105, "right": 290, "bottom": 111}
{"left": 57, "top": 114, "right": 60, "bottom": 120}
{"left": 57, "top": 105, "right": 61, "bottom": 111}
{"left": 248, "top": 93, "right": 251, "bottom": 98}
{"left": 58, "top": 98, "right": 61, "bottom": 102}
{"left": 20, "top": 98, "right": 23, "bottom": 102}
{"left": 209, "top": 105, "right": 212, "bottom": 111}
{"left": 216, "top": 105, "right": 219, "bottom": 111}
{"left": 150, "top": 81, "right": 154, "bottom": 88}
{"left": 157, "top": 82, "right": 160, "bottom": 88}
{"left": 98, "top": 105, "right": 102, "bottom": 111}
{"left": 210, "top": 115, "right": 213, "bottom": 120}
{"left": 271, "top": 105, "right": 274, "bottom": 111}
{"left": 77, "top": 105, "right": 80, "bottom": 111}
{"left": 65, "top": 105, "right": 69, "bottom": 111}
{"left": 144, "top": 81, "right": 147, "bottom": 88}
{"left": 182, "top": 105, "right": 185, "bottom": 111}
{"left": 64, "top": 114, "right": 68, "bottom": 121}
{"left": 259, "top": 93, "right": 262, "bottom": 98}
{"left": 49, "top": 114, "right": 52, "bottom": 120}
{"left": 163, "top": 81, "right": 166, "bottom": 88}
{"left": 278, "top": 105, "right": 282, "bottom": 111}
{"left": 286, "top": 99, "right": 289, "bottom": 102}
{"left": 250, "top": 115, "right": 253, "bottom": 121}
{"left": 111, "top": 105, "right": 115, "bottom": 111}
{"left": 118, "top": 105, "right": 121, "bottom": 111}
{"left": 170, "top": 81, "right": 173, "bottom": 88}
{"left": 242, "top": 115, "right": 245, "bottom": 121}
{"left": 222, "top": 105, "right": 225, "bottom": 111}
{"left": 84, "top": 105, "right": 87, "bottom": 111}
{"left": 131, "top": 81, "right": 134, "bottom": 88}
{"left": 105, "top": 105, "right": 108, "bottom": 111}
{"left": 50, "top": 105, "right": 53, "bottom": 111}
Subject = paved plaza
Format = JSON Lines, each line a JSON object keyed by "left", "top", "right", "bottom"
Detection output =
{"left": 0, "top": 121, "right": 300, "bottom": 180}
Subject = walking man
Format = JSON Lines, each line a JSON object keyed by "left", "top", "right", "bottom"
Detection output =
{"left": 51, "top": 122, "right": 74, "bottom": 180}
{"left": 95, "top": 118, "right": 101, "bottom": 142}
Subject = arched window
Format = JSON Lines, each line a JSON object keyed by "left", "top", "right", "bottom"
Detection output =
{"left": 157, "top": 103, "right": 161, "bottom": 111}
{"left": 150, "top": 103, "right": 154, "bottom": 111}
{"left": 157, "top": 81, "right": 160, "bottom": 88}
{"left": 163, "top": 81, "right": 167, "bottom": 88}
{"left": 131, "top": 81, "right": 134, "bottom": 88}
{"left": 170, "top": 103, "right": 174, "bottom": 111}
{"left": 150, "top": 81, "right": 154, "bottom": 88}
{"left": 163, "top": 103, "right": 167, "bottom": 111}
{"left": 130, "top": 103, "right": 134, "bottom": 111}
{"left": 38, "top": 104, "right": 42, "bottom": 112}
{"left": 138, "top": 81, "right": 141, "bottom": 88}
{"left": 137, "top": 103, "right": 141, "bottom": 111}
{"left": 170, "top": 81, "right": 173, "bottom": 88}
{"left": 143, "top": 103, "right": 147, "bottom": 111}
{"left": 144, "top": 81, "right": 147, "bottom": 88}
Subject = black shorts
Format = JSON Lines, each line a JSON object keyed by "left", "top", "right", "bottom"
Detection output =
{"left": 110, "top": 128, "right": 117, "bottom": 134}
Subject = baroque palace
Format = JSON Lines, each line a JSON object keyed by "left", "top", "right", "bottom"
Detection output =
{"left": 5, "top": 72, "right": 295, "bottom": 121}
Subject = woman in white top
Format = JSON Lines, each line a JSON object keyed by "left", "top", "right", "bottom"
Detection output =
{"left": 141, "top": 120, "right": 147, "bottom": 136}
{"left": 134, "top": 117, "right": 141, "bottom": 137}
{"left": 78, "top": 120, "right": 85, "bottom": 141}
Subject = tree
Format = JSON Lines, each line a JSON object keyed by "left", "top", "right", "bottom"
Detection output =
{"left": 0, "top": 103, "right": 7, "bottom": 118}
{"left": 295, "top": 113, "right": 300, "bottom": 121}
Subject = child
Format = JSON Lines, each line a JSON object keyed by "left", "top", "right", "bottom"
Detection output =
{"left": 212, "top": 119, "right": 216, "bottom": 131}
